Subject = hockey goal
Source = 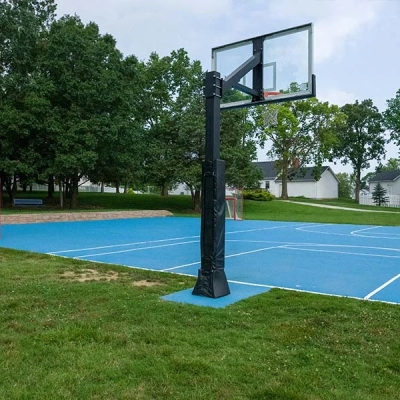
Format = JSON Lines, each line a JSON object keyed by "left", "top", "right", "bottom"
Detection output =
{"left": 225, "top": 187, "right": 244, "bottom": 220}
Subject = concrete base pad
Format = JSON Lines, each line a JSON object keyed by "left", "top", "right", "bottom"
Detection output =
{"left": 162, "top": 282, "right": 271, "bottom": 308}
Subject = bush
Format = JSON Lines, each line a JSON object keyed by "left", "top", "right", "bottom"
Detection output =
{"left": 243, "top": 189, "right": 275, "bottom": 201}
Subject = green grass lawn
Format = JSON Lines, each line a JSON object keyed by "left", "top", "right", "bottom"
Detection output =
{"left": 1, "top": 193, "right": 400, "bottom": 399}
{"left": 3, "top": 191, "right": 400, "bottom": 225}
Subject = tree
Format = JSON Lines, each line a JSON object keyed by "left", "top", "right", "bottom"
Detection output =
{"left": 87, "top": 55, "right": 145, "bottom": 194}
{"left": 176, "top": 86, "right": 263, "bottom": 211}
{"left": 0, "top": 0, "right": 56, "bottom": 198}
{"left": 138, "top": 49, "right": 202, "bottom": 197}
{"left": 221, "top": 107, "right": 262, "bottom": 190}
{"left": 256, "top": 97, "right": 345, "bottom": 199}
{"left": 361, "top": 171, "right": 375, "bottom": 191}
{"left": 384, "top": 89, "right": 400, "bottom": 146}
{"left": 334, "top": 99, "right": 386, "bottom": 203}
{"left": 336, "top": 172, "right": 353, "bottom": 199}
{"left": 43, "top": 16, "right": 127, "bottom": 208}
{"left": 139, "top": 50, "right": 261, "bottom": 208}
{"left": 372, "top": 182, "right": 388, "bottom": 206}
{"left": 376, "top": 157, "right": 400, "bottom": 172}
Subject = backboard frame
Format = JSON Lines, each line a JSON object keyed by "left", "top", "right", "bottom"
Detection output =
{"left": 193, "top": 23, "right": 316, "bottom": 299}
{"left": 212, "top": 23, "right": 315, "bottom": 110}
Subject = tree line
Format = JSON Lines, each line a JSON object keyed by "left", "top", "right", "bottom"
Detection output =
{"left": 1, "top": 0, "right": 400, "bottom": 208}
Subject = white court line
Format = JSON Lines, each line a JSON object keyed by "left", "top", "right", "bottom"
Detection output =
{"left": 73, "top": 240, "right": 199, "bottom": 259}
{"left": 349, "top": 226, "right": 400, "bottom": 240}
{"left": 285, "top": 243, "right": 400, "bottom": 252}
{"left": 281, "top": 246, "right": 400, "bottom": 259}
{"left": 364, "top": 273, "right": 400, "bottom": 300}
{"left": 162, "top": 245, "right": 284, "bottom": 272}
{"left": 48, "top": 223, "right": 303, "bottom": 255}
{"left": 226, "top": 223, "right": 304, "bottom": 235}
{"left": 229, "top": 280, "right": 399, "bottom": 305}
{"left": 296, "top": 223, "right": 333, "bottom": 231}
{"left": 296, "top": 224, "right": 400, "bottom": 241}
{"left": 163, "top": 241, "right": 400, "bottom": 272}
{"left": 351, "top": 226, "right": 381, "bottom": 235}
{"left": 295, "top": 224, "right": 355, "bottom": 237}
{"left": 48, "top": 235, "right": 200, "bottom": 255}
{"left": 162, "top": 261, "right": 200, "bottom": 271}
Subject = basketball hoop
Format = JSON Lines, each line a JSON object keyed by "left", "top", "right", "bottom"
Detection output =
{"left": 263, "top": 91, "right": 281, "bottom": 98}
{"left": 262, "top": 91, "right": 280, "bottom": 127}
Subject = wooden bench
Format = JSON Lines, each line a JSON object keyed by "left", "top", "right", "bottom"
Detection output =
{"left": 13, "top": 198, "right": 43, "bottom": 207}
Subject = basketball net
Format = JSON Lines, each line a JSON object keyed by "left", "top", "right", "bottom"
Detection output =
{"left": 263, "top": 107, "right": 279, "bottom": 128}
{"left": 262, "top": 91, "right": 280, "bottom": 128}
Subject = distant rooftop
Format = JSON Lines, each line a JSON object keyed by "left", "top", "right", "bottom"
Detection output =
{"left": 255, "top": 161, "right": 336, "bottom": 181}
{"left": 369, "top": 170, "right": 400, "bottom": 182}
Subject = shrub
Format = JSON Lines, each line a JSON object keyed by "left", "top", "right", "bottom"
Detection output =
{"left": 243, "top": 189, "right": 275, "bottom": 201}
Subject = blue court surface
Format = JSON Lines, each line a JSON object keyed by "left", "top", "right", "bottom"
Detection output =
{"left": 1, "top": 216, "right": 400, "bottom": 308}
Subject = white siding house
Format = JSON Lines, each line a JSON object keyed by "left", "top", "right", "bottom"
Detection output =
{"left": 368, "top": 170, "right": 400, "bottom": 195}
{"left": 360, "top": 170, "right": 400, "bottom": 207}
{"left": 256, "top": 161, "right": 339, "bottom": 199}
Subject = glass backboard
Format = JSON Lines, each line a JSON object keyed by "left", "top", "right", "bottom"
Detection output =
{"left": 212, "top": 23, "right": 314, "bottom": 110}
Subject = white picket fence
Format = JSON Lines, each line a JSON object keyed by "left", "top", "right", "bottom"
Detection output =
{"left": 359, "top": 194, "right": 400, "bottom": 208}
{"left": 30, "top": 183, "right": 117, "bottom": 193}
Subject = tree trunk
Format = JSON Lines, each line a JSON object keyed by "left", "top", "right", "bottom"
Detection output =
{"left": 115, "top": 181, "right": 120, "bottom": 194}
{"left": 12, "top": 174, "right": 18, "bottom": 195}
{"left": 193, "top": 189, "right": 201, "bottom": 212}
{"left": 2, "top": 176, "right": 14, "bottom": 199}
{"left": 161, "top": 184, "right": 169, "bottom": 196}
{"left": 70, "top": 177, "right": 79, "bottom": 209}
{"left": 48, "top": 175, "right": 54, "bottom": 198}
{"left": 355, "top": 170, "right": 361, "bottom": 204}
{"left": 101, "top": 181, "right": 104, "bottom": 193}
{"left": 59, "top": 178, "right": 64, "bottom": 209}
{"left": 280, "top": 168, "right": 289, "bottom": 200}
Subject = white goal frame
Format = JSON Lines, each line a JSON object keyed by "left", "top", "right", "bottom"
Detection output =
{"left": 225, "top": 187, "right": 244, "bottom": 220}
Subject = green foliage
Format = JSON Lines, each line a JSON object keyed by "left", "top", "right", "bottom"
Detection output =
{"left": 336, "top": 172, "right": 353, "bottom": 199}
{"left": 384, "top": 89, "right": 400, "bottom": 143}
{"left": 221, "top": 107, "right": 262, "bottom": 189}
{"left": 243, "top": 189, "right": 275, "bottom": 201}
{"left": 256, "top": 97, "right": 346, "bottom": 199}
{"left": 376, "top": 157, "right": 400, "bottom": 173}
{"left": 0, "top": 0, "right": 57, "bottom": 197}
{"left": 334, "top": 99, "right": 386, "bottom": 203}
{"left": 43, "top": 15, "right": 132, "bottom": 207}
{"left": 371, "top": 182, "right": 389, "bottom": 206}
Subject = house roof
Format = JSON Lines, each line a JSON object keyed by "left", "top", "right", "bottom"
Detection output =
{"left": 255, "top": 161, "right": 337, "bottom": 182}
{"left": 256, "top": 161, "right": 278, "bottom": 179}
{"left": 369, "top": 170, "right": 400, "bottom": 182}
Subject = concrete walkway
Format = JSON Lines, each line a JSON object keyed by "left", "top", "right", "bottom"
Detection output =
{"left": 1, "top": 210, "right": 173, "bottom": 225}
{"left": 284, "top": 200, "right": 399, "bottom": 213}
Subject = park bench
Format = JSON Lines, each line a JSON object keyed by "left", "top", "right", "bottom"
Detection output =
{"left": 13, "top": 198, "right": 43, "bottom": 207}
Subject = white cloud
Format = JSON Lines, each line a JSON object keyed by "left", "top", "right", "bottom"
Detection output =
{"left": 317, "top": 87, "right": 357, "bottom": 106}
{"left": 264, "top": 0, "right": 384, "bottom": 63}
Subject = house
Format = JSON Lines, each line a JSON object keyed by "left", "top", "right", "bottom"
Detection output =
{"left": 256, "top": 161, "right": 339, "bottom": 199}
{"left": 368, "top": 170, "right": 400, "bottom": 195}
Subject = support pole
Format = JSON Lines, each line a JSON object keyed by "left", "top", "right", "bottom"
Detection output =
{"left": 192, "top": 71, "right": 230, "bottom": 298}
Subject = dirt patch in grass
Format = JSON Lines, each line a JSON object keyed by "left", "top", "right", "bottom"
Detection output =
{"left": 132, "top": 280, "right": 162, "bottom": 287}
{"left": 60, "top": 269, "right": 163, "bottom": 287}
{"left": 61, "top": 269, "right": 125, "bottom": 282}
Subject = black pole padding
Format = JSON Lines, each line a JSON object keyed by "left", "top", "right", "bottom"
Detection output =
{"left": 192, "top": 160, "right": 230, "bottom": 298}
{"left": 192, "top": 71, "right": 230, "bottom": 299}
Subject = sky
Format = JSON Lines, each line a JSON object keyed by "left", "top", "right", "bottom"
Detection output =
{"left": 54, "top": 0, "right": 400, "bottom": 175}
